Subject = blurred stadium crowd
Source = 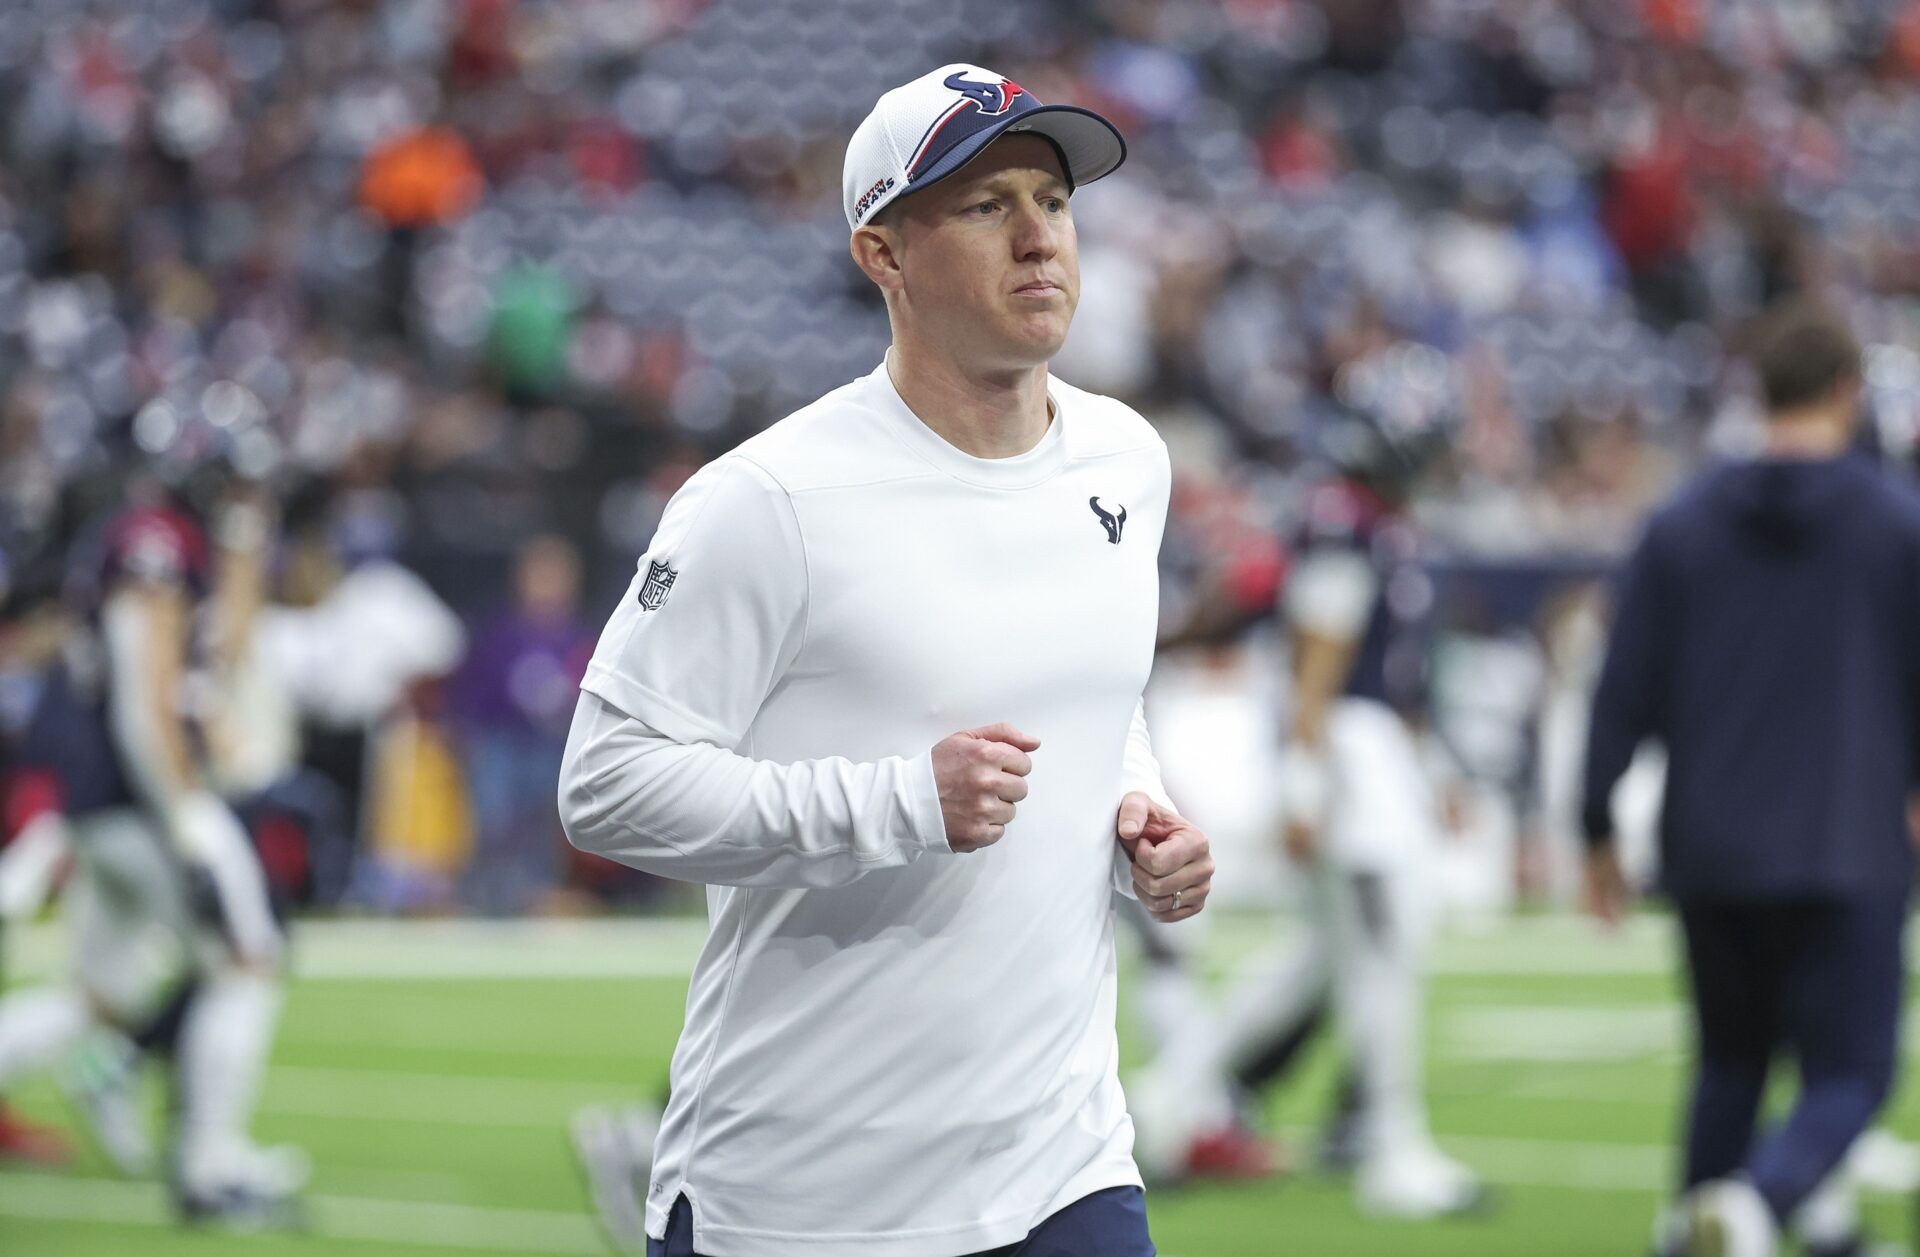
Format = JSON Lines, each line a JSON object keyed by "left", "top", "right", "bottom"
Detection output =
{"left": 0, "top": 0, "right": 1918, "bottom": 913}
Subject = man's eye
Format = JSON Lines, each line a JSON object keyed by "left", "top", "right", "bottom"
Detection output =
{"left": 1044, "top": 198, "right": 1066, "bottom": 213}
{"left": 972, "top": 201, "right": 999, "bottom": 216}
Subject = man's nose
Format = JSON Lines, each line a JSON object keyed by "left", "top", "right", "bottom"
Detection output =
{"left": 1010, "top": 203, "right": 1060, "bottom": 261}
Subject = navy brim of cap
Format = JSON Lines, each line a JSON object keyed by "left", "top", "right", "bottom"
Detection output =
{"left": 906, "top": 104, "right": 1126, "bottom": 204}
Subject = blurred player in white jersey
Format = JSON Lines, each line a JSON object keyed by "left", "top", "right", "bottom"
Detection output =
{"left": 1262, "top": 409, "right": 1483, "bottom": 1217}
{"left": 1122, "top": 496, "right": 1290, "bottom": 1185}
{"left": 1129, "top": 411, "right": 1481, "bottom": 1216}
{"left": 0, "top": 451, "right": 305, "bottom": 1225}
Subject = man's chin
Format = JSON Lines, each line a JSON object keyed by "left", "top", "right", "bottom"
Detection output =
{"left": 1003, "top": 317, "right": 1072, "bottom": 364}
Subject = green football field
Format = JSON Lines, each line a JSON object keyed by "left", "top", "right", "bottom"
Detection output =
{"left": 0, "top": 913, "right": 1915, "bottom": 1256}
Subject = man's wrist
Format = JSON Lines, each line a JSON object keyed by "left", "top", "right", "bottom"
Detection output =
{"left": 904, "top": 749, "right": 954, "bottom": 856}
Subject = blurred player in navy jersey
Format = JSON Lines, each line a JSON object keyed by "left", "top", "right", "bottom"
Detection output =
{"left": 0, "top": 448, "right": 306, "bottom": 1225}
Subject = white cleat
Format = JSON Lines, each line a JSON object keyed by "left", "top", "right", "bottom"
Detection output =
{"left": 1651, "top": 1201, "right": 1687, "bottom": 1257}
{"left": 1358, "top": 1145, "right": 1489, "bottom": 1218}
{"left": 237, "top": 1142, "right": 312, "bottom": 1197}
{"left": 572, "top": 1103, "right": 661, "bottom": 1254}
{"left": 1683, "top": 1179, "right": 1777, "bottom": 1257}
{"left": 180, "top": 1139, "right": 311, "bottom": 1198}
{"left": 175, "top": 1144, "right": 310, "bottom": 1232}
{"left": 59, "top": 1037, "right": 152, "bottom": 1178}
{"left": 1847, "top": 1129, "right": 1920, "bottom": 1194}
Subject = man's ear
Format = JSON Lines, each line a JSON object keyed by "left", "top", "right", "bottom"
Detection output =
{"left": 849, "top": 222, "right": 905, "bottom": 293}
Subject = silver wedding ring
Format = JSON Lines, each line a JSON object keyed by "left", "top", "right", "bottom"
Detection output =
{"left": 1171, "top": 889, "right": 1183, "bottom": 911}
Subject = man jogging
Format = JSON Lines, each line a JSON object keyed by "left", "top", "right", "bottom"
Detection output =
{"left": 1583, "top": 301, "right": 1920, "bottom": 1257}
{"left": 560, "top": 64, "right": 1213, "bottom": 1257}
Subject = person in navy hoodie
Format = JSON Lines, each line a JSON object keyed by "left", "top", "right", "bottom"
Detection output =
{"left": 1583, "top": 301, "right": 1920, "bottom": 1257}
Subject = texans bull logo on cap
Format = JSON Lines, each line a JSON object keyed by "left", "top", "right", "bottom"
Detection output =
{"left": 945, "top": 73, "right": 1025, "bottom": 116}
{"left": 908, "top": 74, "right": 1031, "bottom": 181}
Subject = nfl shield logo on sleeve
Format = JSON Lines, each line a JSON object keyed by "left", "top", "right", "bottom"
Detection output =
{"left": 638, "top": 559, "right": 678, "bottom": 611}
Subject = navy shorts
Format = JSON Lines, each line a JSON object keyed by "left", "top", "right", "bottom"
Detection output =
{"left": 648, "top": 1186, "right": 1155, "bottom": 1257}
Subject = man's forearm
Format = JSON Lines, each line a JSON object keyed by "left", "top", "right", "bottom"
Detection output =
{"left": 1120, "top": 697, "right": 1173, "bottom": 810}
{"left": 558, "top": 692, "right": 950, "bottom": 890}
{"left": 102, "top": 590, "right": 201, "bottom": 819}
{"left": 1114, "top": 698, "right": 1171, "bottom": 899}
{"left": 1582, "top": 544, "right": 1664, "bottom": 849}
{"left": 1288, "top": 628, "right": 1355, "bottom": 749}
{"left": 1581, "top": 640, "right": 1653, "bottom": 848}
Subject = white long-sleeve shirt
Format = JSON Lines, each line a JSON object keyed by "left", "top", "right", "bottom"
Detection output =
{"left": 559, "top": 361, "right": 1172, "bottom": 1257}
{"left": 562, "top": 693, "right": 1166, "bottom": 893}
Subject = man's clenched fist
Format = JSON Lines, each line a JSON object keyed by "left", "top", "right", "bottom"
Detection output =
{"left": 1116, "top": 792, "right": 1213, "bottom": 922}
{"left": 932, "top": 723, "right": 1039, "bottom": 853}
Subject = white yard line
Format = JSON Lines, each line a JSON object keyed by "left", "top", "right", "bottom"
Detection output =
{"left": 287, "top": 918, "right": 714, "bottom": 980}
{"left": 1, "top": 916, "right": 714, "bottom": 982}
{"left": 263, "top": 1064, "right": 649, "bottom": 1129}
{"left": 3, "top": 912, "right": 1691, "bottom": 982}
{"left": 258, "top": 1060, "right": 1689, "bottom": 1138}
{"left": 1445, "top": 1133, "right": 1671, "bottom": 1193}
{"left": 1444, "top": 1003, "right": 1920, "bottom": 1066}
{"left": 0, "top": 1171, "right": 607, "bottom": 1254}
{"left": 315, "top": 1193, "right": 606, "bottom": 1254}
{"left": 1442, "top": 1002, "right": 1684, "bottom": 1062}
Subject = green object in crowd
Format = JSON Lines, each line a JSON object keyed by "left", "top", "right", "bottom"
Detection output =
{"left": 489, "top": 264, "right": 576, "bottom": 394}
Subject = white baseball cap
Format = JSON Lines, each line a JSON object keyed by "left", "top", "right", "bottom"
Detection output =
{"left": 842, "top": 63, "right": 1126, "bottom": 230}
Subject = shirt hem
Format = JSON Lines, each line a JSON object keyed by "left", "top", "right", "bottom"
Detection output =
{"left": 650, "top": 1161, "right": 1145, "bottom": 1256}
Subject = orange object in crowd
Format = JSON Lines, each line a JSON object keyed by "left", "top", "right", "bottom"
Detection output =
{"left": 359, "top": 127, "right": 485, "bottom": 228}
